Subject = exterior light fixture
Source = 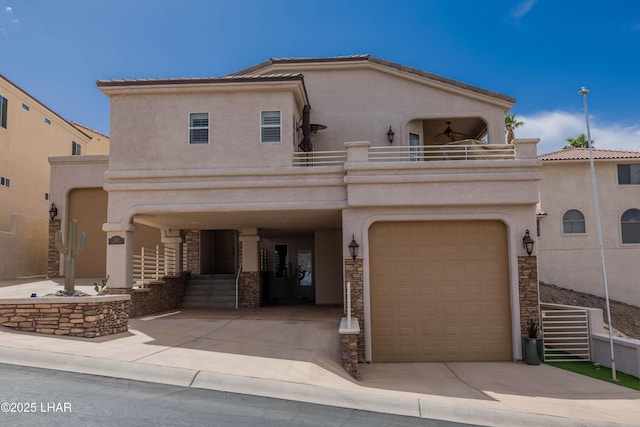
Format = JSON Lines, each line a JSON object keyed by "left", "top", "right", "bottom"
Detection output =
{"left": 387, "top": 126, "right": 395, "bottom": 144}
{"left": 522, "top": 229, "right": 535, "bottom": 256}
{"left": 348, "top": 234, "right": 360, "bottom": 260}
{"left": 49, "top": 203, "right": 58, "bottom": 221}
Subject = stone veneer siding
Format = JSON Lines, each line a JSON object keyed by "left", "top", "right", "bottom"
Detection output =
{"left": 341, "top": 333, "right": 359, "bottom": 379}
{"left": 106, "top": 273, "right": 188, "bottom": 318}
{"left": 0, "top": 296, "right": 130, "bottom": 338}
{"left": 47, "top": 218, "right": 62, "bottom": 277}
{"left": 185, "top": 230, "right": 200, "bottom": 275}
{"left": 238, "top": 271, "right": 261, "bottom": 308}
{"left": 518, "top": 255, "right": 541, "bottom": 337}
{"left": 344, "top": 258, "right": 364, "bottom": 362}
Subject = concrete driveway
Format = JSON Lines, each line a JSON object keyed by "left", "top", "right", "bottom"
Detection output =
{"left": 0, "top": 278, "right": 639, "bottom": 426}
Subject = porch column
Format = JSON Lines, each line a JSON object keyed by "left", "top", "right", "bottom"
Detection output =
{"left": 161, "top": 229, "right": 184, "bottom": 274}
{"left": 238, "top": 228, "right": 261, "bottom": 308}
{"left": 103, "top": 223, "right": 136, "bottom": 289}
{"left": 518, "top": 255, "right": 541, "bottom": 337}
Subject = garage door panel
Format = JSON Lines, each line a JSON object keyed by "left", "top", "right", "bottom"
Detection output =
{"left": 370, "top": 220, "right": 512, "bottom": 362}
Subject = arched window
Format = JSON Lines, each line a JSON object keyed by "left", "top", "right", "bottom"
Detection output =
{"left": 621, "top": 208, "right": 640, "bottom": 244}
{"left": 562, "top": 209, "right": 585, "bottom": 234}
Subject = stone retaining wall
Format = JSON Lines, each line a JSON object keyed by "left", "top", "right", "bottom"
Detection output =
{"left": 0, "top": 295, "right": 130, "bottom": 338}
{"left": 105, "top": 273, "right": 188, "bottom": 318}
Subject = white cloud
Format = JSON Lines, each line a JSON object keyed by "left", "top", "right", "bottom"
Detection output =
{"left": 5, "top": 6, "right": 12, "bottom": 13}
{"left": 514, "top": 110, "right": 640, "bottom": 154}
{"left": 511, "top": 0, "right": 538, "bottom": 20}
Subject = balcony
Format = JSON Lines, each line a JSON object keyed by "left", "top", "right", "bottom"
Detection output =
{"left": 293, "top": 140, "right": 522, "bottom": 167}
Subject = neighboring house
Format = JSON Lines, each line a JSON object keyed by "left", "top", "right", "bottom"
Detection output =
{"left": 538, "top": 148, "right": 640, "bottom": 307}
{"left": 0, "top": 74, "right": 109, "bottom": 280}
{"left": 49, "top": 55, "right": 542, "bottom": 363}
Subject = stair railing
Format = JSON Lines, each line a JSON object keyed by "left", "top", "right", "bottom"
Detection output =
{"left": 235, "top": 262, "right": 242, "bottom": 309}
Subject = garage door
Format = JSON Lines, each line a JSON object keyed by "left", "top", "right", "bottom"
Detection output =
{"left": 369, "top": 220, "right": 511, "bottom": 362}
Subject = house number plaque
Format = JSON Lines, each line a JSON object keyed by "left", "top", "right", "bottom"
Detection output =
{"left": 108, "top": 235, "right": 125, "bottom": 245}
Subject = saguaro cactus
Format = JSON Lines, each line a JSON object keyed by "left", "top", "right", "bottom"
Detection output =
{"left": 55, "top": 220, "right": 86, "bottom": 292}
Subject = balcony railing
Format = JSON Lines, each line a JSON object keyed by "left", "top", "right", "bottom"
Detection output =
{"left": 292, "top": 143, "right": 515, "bottom": 166}
{"left": 369, "top": 144, "right": 515, "bottom": 162}
{"left": 293, "top": 150, "right": 348, "bottom": 166}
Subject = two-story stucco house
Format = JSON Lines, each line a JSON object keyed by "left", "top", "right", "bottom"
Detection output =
{"left": 49, "top": 55, "right": 542, "bottom": 363}
{"left": 538, "top": 148, "right": 640, "bottom": 307}
{"left": 0, "top": 74, "right": 109, "bottom": 280}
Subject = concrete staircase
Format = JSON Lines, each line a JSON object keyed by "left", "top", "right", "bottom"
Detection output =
{"left": 182, "top": 274, "right": 236, "bottom": 308}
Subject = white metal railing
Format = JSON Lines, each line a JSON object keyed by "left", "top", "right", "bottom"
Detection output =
{"left": 133, "top": 245, "right": 176, "bottom": 282}
{"left": 292, "top": 143, "right": 515, "bottom": 166}
{"left": 235, "top": 262, "right": 242, "bottom": 309}
{"left": 542, "top": 309, "right": 591, "bottom": 362}
{"left": 293, "top": 150, "right": 348, "bottom": 166}
{"left": 369, "top": 144, "right": 515, "bottom": 161}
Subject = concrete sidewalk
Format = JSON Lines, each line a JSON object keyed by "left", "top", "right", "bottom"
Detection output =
{"left": 0, "top": 279, "right": 639, "bottom": 426}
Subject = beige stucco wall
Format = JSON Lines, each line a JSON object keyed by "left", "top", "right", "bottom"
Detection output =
{"left": 538, "top": 160, "right": 640, "bottom": 307}
{"left": 314, "top": 229, "right": 343, "bottom": 305}
{"left": 250, "top": 63, "right": 510, "bottom": 149}
{"left": 0, "top": 77, "right": 94, "bottom": 279}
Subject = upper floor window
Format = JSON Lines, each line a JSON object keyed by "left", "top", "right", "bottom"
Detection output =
{"left": 261, "top": 111, "right": 281, "bottom": 143}
{"left": 618, "top": 164, "right": 640, "bottom": 185}
{"left": 0, "top": 176, "right": 10, "bottom": 187}
{"left": 44, "top": 118, "right": 51, "bottom": 125}
{"left": 72, "top": 141, "right": 81, "bottom": 156}
{"left": 562, "top": 209, "right": 585, "bottom": 234}
{"left": 189, "top": 112, "right": 209, "bottom": 144}
{"left": 0, "top": 95, "right": 7, "bottom": 129}
{"left": 22, "top": 103, "right": 30, "bottom": 111}
{"left": 621, "top": 208, "right": 640, "bottom": 244}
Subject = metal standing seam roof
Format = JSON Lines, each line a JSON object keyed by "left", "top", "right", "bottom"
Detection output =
{"left": 226, "top": 54, "right": 516, "bottom": 104}
{"left": 539, "top": 148, "right": 640, "bottom": 161}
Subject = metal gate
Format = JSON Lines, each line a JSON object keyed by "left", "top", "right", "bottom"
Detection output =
{"left": 541, "top": 309, "right": 591, "bottom": 362}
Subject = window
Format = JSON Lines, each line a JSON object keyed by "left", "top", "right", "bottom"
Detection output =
{"left": 261, "top": 111, "right": 281, "bottom": 143}
{"left": 562, "top": 209, "right": 585, "bottom": 234}
{"left": 0, "top": 95, "right": 7, "bottom": 129}
{"left": 621, "top": 208, "right": 640, "bottom": 244}
{"left": 22, "top": 103, "right": 30, "bottom": 111}
{"left": 45, "top": 192, "right": 50, "bottom": 200}
{"left": 44, "top": 118, "right": 51, "bottom": 125}
{"left": 618, "top": 164, "right": 640, "bottom": 185}
{"left": 0, "top": 176, "right": 10, "bottom": 187}
{"left": 189, "top": 112, "right": 209, "bottom": 144}
{"left": 72, "top": 141, "right": 81, "bottom": 156}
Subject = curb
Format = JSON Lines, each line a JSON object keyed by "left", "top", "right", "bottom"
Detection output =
{"left": 0, "top": 346, "right": 629, "bottom": 427}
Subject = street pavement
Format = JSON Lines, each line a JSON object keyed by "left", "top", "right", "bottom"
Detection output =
{"left": 0, "top": 278, "right": 639, "bottom": 426}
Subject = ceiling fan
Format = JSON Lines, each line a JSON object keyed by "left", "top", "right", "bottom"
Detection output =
{"left": 435, "top": 121, "right": 465, "bottom": 139}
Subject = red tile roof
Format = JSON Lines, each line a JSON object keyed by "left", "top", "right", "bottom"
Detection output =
{"left": 539, "top": 148, "right": 640, "bottom": 161}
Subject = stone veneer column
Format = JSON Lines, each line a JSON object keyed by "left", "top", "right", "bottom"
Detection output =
{"left": 185, "top": 230, "right": 200, "bottom": 274}
{"left": 345, "top": 257, "right": 364, "bottom": 363}
{"left": 238, "top": 271, "right": 261, "bottom": 308}
{"left": 47, "top": 219, "right": 62, "bottom": 277}
{"left": 518, "top": 255, "right": 541, "bottom": 337}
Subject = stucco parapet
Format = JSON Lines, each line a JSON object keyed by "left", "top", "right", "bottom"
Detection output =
{"left": 49, "top": 155, "right": 109, "bottom": 165}
{"left": 344, "top": 169, "right": 543, "bottom": 185}
{"left": 513, "top": 139, "right": 540, "bottom": 160}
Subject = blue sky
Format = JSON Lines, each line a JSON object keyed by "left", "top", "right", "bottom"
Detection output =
{"left": 1, "top": 0, "right": 639, "bottom": 153}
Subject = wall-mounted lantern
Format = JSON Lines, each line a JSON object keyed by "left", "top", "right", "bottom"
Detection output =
{"left": 522, "top": 229, "right": 535, "bottom": 256}
{"left": 387, "top": 126, "right": 395, "bottom": 144}
{"left": 49, "top": 203, "right": 58, "bottom": 222}
{"left": 348, "top": 234, "right": 360, "bottom": 261}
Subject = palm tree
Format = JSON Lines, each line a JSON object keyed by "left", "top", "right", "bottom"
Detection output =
{"left": 563, "top": 133, "right": 593, "bottom": 149}
{"left": 505, "top": 113, "right": 523, "bottom": 143}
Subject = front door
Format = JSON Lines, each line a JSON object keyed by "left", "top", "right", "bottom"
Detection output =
{"left": 214, "top": 230, "right": 237, "bottom": 274}
{"left": 200, "top": 230, "right": 237, "bottom": 275}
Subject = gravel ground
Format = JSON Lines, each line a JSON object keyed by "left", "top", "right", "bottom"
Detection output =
{"left": 539, "top": 282, "right": 640, "bottom": 340}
